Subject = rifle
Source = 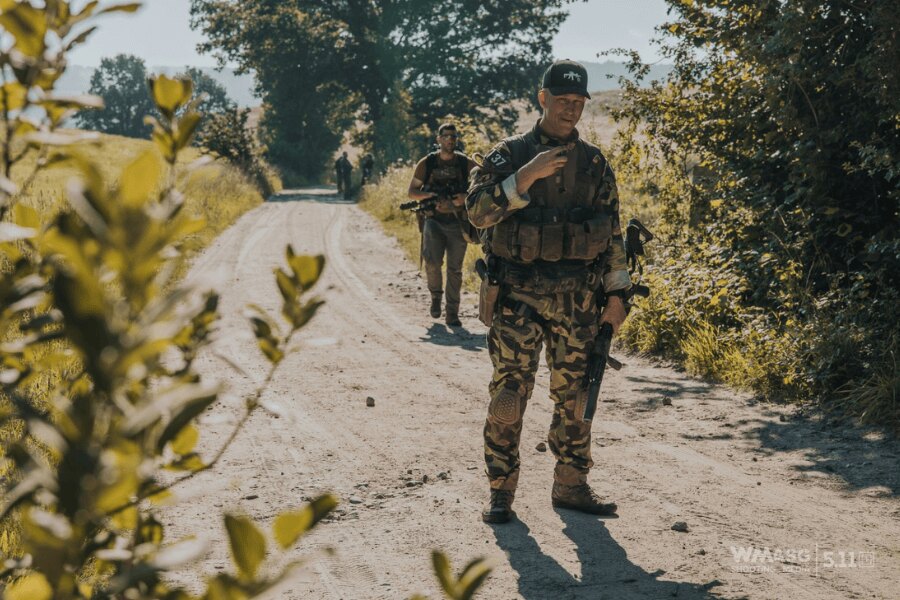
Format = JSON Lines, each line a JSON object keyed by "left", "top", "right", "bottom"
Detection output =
{"left": 399, "top": 197, "right": 439, "bottom": 213}
{"left": 400, "top": 182, "right": 466, "bottom": 213}
{"left": 581, "top": 218, "right": 655, "bottom": 423}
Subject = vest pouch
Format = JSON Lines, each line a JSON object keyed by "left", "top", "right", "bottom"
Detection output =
{"left": 516, "top": 222, "right": 541, "bottom": 263}
{"left": 564, "top": 221, "right": 592, "bottom": 259}
{"left": 575, "top": 172, "right": 595, "bottom": 208}
{"left": 491, "top": 221, "right": 515, "bottom": 259}
{"left": 540, "top": 221, "right": 564, "bottom": 261}
{"left": 584, "top": 217, "right": 612, "bottom": 256}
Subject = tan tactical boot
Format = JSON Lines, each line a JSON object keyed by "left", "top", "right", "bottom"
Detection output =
{"left": 445, "top": 306, "right": 461, "bottom": 327}
{"left": 551, "top": 483, "right": 618, "bottom": 516}
{"left": 481, "top": 490, "right": 515, "bottom": 524}
{"left": 430, "top": 293, "right": 442, "bottom": 318}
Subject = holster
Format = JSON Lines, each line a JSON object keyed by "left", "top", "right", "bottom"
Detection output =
{"left": 478, "top": 277, "right": 501, "bottom": 327}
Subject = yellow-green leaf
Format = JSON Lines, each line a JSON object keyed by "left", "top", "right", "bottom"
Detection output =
{"left": 95, "top": 441, "right": 142, "bottom": 513}
{"left": 151, "top": 75, "right": 193, "bottom": 118}
{"left": 138, "top": 515, "right": 164, "bottom": 545}
{"left": 5, "top": 572, "right": 52, "bottom": 600}
{"left": 273, "top": 494, "right": 338, "bottom": 549}
{"left": 206, "top": 575, "right": 247, "bottom": 600}
{"left": 175, "top": 112, "right": 202, "bottom": 150}
{"left": 164, "top": 453, "right": 205, "bottom": 472}
{"left": 289, "top": 298, "right": 324, "bottom": 330}
{"left": 286, "top": 252, "right": 325, "bottom": 291}
{"left": 119, "top": 149, "right": 162, "bottom": 207}
{"left": 432, "top": 550, "right": 454, "bottom": 596}
{"left": 147, "top": 487, "right": 173, "bottom": 505}
{"left": 97, "top": 2, "right": 143, "bottom": 16}
{"left": 0, "top": 3, "right": 48, "bottom": 58}
{"left": 275, "top": 268, "right": 297, "bottom": 303}
{"left": 111, "top": 505, "right": 138, "bottom": 531}
{"left": 0, "top": 82, "right": 27, "bottom": 112}
{"left": 171, "top": 423, "right": 199, "bottom": 455}
{"left": 13, "top": 203, "right": 39, "bottom": 229}
{"left": 257, "top": 338, "right": 284, "bottom": 365}
{"left": 457, "top": 557, "right": 493, "bottom": 599}
{"left": 224, "top": 514, "right": 266, "bottom": 581}
{"left": 152, "top": 126, "right": 175, "bottom": 161}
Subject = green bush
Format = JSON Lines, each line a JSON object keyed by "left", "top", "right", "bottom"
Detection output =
{"left": 612, "top": 0, "right": 899, "bottom": 431}
{"left": 194, "top": 107, "right": 278, "bottom": 197}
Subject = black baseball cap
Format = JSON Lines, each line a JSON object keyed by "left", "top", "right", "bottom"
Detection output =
{"left": 541, "top": 59, "right": 591, "bottom": 99}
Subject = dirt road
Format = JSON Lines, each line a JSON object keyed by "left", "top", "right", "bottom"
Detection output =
{"left": 167, "top": 188, "right": 900, "bottom": 600}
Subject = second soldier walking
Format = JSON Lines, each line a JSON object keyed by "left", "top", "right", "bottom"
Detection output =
{"left": 407, "top": 123, "right": 476, "bottom": 327}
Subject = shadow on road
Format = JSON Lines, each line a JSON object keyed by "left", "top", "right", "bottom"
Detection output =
{"left": 491, "top": 514, "right": 723, "bottom": 599}
{"left": 748, "top": 416, "right": 900, "bottom": 498}
{"left": 627, "top": 375, "right": 900, "bottom": 498}
{"left": 419, "top": 323, "right": 487, "bottom": 352}
{"left": 267, "top": 187, "right": 358, "bottom": 204}
{"left": 624, "top": 374, "right": 716, "bottom": 401}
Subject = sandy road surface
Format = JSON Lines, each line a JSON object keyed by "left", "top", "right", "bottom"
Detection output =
{"left": 166, "top": 188, "right": 900, "bottom": 600}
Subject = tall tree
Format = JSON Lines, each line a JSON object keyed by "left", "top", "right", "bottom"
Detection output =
{"left": 76, "top": 54, "right": 155, "bottom": 138}
{"left": 190, "top": 0, "right": 573, "bottom": 180}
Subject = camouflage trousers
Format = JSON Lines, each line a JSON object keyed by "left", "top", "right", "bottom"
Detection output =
{"left": 484, "top": 286, "right": 600, "bottom": 491}
{"left": 422, "top": 217, "right": 467, "bottom": 314}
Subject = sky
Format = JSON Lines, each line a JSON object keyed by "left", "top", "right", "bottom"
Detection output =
{"left": 68, "top": 0, "right": 671, "bottom": 68}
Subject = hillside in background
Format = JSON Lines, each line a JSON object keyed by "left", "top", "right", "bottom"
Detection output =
{"left": 58, "top": 65, "right": 259, "bottom": 107}
{"left": 582, "top": 59, "right": 672, "bottom": 92}
{"left": 57, "top": 60, "right": 668, "bottom": 110}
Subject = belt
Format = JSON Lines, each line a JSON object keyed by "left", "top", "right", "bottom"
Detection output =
{"left": 498, "top": 259, "right": 601, "bottom": 292}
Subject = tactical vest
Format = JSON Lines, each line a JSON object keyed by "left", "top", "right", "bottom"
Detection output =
{"left": 423, "top": 151, "right": 469, "bottom": 224}
{"left": 487, "top": 132, "right": 614, "bottom": 264}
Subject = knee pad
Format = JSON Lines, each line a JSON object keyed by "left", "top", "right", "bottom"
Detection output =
{"left": 488, "top": 386, "right": 524, "bottom": 426}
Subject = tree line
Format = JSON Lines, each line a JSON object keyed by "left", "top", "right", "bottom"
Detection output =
{"left": 188, "top": 0, "right": 575, "bottom": 183}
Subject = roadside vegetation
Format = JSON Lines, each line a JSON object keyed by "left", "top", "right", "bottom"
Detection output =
{"left": 0, "top": 2, "right": 490, "bottom": 598}
{"left": 611, "top": 0, "right": 898, "bottom": 432}
{"left": 12, "top": 133, "right": 268, "bottom": 262}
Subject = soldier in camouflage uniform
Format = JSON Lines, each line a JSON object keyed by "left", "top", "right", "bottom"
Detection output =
{"left": 466, "top": 60, "right": 631, "bottom": 523}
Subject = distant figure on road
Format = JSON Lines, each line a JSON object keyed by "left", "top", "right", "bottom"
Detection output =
{"left": 335, "top": 151, "right": 352, "bottom": 198}
{"left": 361, "top": 153, "right": 375, "bottom": 186}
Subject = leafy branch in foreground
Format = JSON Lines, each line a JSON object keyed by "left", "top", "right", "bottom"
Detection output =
{"left": 0, "top": 3, "right": 492, "bottom": 599}
{"left": 0, "top": 63, "right": 334, "bottom": 597}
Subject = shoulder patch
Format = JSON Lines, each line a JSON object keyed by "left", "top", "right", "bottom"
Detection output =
{"left": 485, "top": 148, "right": 510, "bottom": 169}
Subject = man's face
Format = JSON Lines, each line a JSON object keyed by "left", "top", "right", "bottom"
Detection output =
{"left": 437, "top": 129, "right": 458, "bottom": 153}
{"left": 538, "top": 90, "right": 586, "bottom": 137}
